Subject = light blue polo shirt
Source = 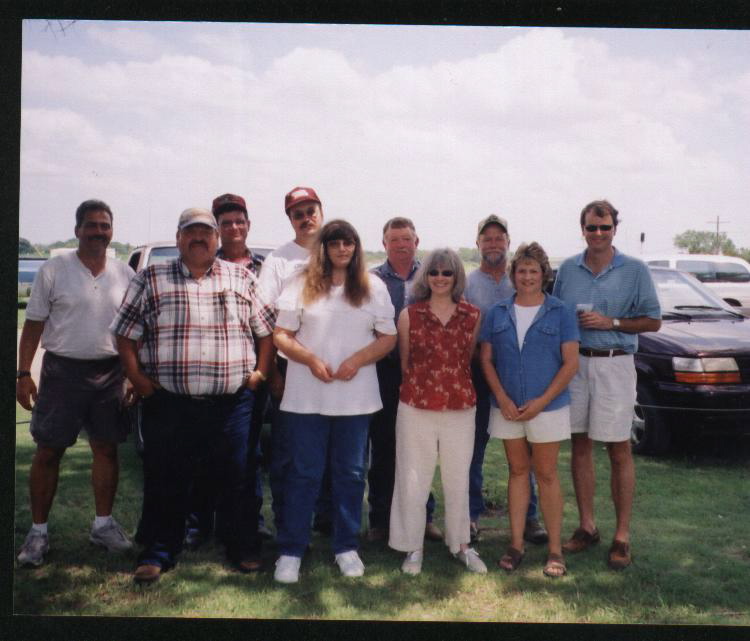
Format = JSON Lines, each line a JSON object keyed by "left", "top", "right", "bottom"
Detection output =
{"left": 464, "top": 268, "right": 514, "bottom": 315}
{"left": 552, "top": 248, "right": 661, "bottom": 353}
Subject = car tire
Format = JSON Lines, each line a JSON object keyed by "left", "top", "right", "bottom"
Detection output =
{"left": 631, "top": 385, "right": 671, "bottom": 455}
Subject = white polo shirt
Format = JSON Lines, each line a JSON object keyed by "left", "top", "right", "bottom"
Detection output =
{"left": 26, "top": 251, "right": 134, "bottom": 360}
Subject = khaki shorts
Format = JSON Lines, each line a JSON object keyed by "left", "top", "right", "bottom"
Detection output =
{"left": 488, "top": 405, "right": 571, "bottom": 443}
{"left": 569, "top": 354, "right": 636, "bottom": 442}
{"left": 30, "top": 352, "right": 128, "bottom": 449}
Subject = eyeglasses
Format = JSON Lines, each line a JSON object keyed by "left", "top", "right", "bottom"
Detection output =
{"left": 325, "top": 239, "right": 356, "bottom": 250}
{"left": 584, "top": 224, "right": 613, "bottom": 232}
{"left": 427, "top": 269, "right": 454, "bottom": 277}
{"left": 290, "top": 207, "right": 318, "bottom": 221}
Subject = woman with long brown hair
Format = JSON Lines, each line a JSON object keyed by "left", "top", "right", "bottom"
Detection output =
{"left": 272, "top": 219, "right": 397, "bottom": 584}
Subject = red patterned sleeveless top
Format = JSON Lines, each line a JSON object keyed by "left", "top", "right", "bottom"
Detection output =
{"left": 399, "top": 300, "right": 480, "bottom": 410}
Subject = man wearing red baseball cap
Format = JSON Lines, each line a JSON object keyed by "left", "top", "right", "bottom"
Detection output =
{"left": 258, "top": 186, "right": 329, "bottom": 535}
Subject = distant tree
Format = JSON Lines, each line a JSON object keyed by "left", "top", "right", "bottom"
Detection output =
{"left": 673, "top": 230, "right": 737, "bottom": 255}
{"left": 18, "top": 237, "right": 35, "bottom": 255}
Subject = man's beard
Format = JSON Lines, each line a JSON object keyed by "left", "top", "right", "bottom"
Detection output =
{"left": 482, "top": 251, "right": 506, "bottom": 267}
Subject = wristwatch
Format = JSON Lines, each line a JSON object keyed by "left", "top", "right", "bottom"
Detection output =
{"left": 16, "top": 370, "right": 31, "bottom": 379}
{"left": 612, "top": 318, "right": 621, "bottom": 329}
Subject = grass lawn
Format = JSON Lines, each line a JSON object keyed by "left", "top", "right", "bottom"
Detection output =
{"left": 12, "top": 405, "right": 750, "bottom": 624}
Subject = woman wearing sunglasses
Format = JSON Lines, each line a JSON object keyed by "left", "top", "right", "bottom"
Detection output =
{"left": 389, "top": 248, "right": 487, "bottom": 574}
{"left": 479, "top": 242, "right": 579, "bottom": 577}
{"left": 272, "top": 219, "right": 397, "bottom": 584}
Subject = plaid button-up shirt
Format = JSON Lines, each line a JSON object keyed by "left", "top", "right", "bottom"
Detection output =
{"left": 111, "top": 258, "right": 275, "bottom": 396}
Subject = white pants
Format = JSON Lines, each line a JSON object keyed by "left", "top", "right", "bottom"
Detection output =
{"left": 389, "top": 402, "right": 475, "bottom": 555}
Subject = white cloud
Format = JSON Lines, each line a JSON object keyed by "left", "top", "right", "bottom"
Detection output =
{"left": 86, "top": 24, "right": 163, "bottom": 58}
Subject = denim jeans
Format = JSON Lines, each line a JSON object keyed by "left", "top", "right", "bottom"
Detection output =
{"left": 471, "top": 364, "right": 539, "bottom": 522}
{"left": 276, "top": 412, "right": 371, "bottom": 557}
{"left": 137, "top": 387, "right": 259, "bottom": 569}
{"left": 368, "top": 358, "right": 436, "bottom": 530}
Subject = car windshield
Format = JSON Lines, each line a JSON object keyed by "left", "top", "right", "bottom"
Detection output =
{"left": 146, "top": 246, "right": 179, "bottom": 266}
{"left": 18, "top": 259, "right": 44, "bottom": 283}
{"left": 651, "top": 269, "right": 741, "bottom": 317}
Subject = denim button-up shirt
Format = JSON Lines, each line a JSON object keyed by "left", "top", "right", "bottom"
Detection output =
{"left": 479, "top": 293, "right": 580, "bottom": 412}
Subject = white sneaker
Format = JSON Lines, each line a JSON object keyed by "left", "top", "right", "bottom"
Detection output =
{"left": 401, "top": 549, "right": 423, "bottom": 575}
{"left": 455, "top": 547, "right": 488, "bottom": 574}
{"left": 334, "top": 550, "right": 365, "bottom": 577}
{"left": 17, "top": 529, "right": 49, "bottom": 567}
{"left": 89, "top": 519, "right": 133, "bottom": 552}
{"left": 274, "top": 555, "right": 301, "bottom": 583}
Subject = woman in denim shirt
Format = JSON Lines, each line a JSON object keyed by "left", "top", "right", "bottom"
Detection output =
{"left": 479, "top": 242, "right": 579, "bottom": 577}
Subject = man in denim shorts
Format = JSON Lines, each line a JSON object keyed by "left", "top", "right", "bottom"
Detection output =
{"left": 553, "top": 200, "right": 661, "bottom": 570}
{"left": 16, "top": 199, "right": 135, "bottom": 567}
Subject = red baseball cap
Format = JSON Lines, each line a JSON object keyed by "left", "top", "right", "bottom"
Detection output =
{"left": 284, "top": 186, "right": 321, "bottom": 213}
{"left": 212, "top": 193, "right": 247, "bottom": 217}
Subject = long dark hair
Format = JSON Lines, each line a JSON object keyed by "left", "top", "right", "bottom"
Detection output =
{"left": 302, "top": 219, "right": 370, "bottom": 307}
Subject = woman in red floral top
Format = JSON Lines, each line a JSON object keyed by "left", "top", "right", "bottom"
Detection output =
{"left": 388, "top": 248, "right": 487, "bottom": 575}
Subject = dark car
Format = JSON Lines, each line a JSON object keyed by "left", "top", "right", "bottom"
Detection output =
{"left": 631, "top": 267, "right": 750, "bottom": 455}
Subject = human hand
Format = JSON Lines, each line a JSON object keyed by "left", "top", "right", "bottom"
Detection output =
{"left": 517, "top": 397, "right": 546, "bottom": 422}
{"left": 578, "top": 310, "right": 613, "bottom": 330}
{"left": 123, "top": 381, "right": 139, "bottom": 407}
{"left": 309, "top": 357, "right": 334, "bottom": 383}
{"left": 333, "top": 356, "right": 360, "bottom": 382}
{"left": 498, "top": 396, "right": 520, "bottom": 421}
{"left": 16, "top": 376, "right": 37, "bottom": 411}
{"left": 245, "top": 370, "right": 264, "bottom": 391}
{"left": 131, "top": 373, "right": 157, "bottom": 399}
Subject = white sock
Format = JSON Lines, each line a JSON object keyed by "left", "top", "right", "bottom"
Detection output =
{"left": 31, "top": 522, "right": 48, "bottom": 535}
{"left": 93, "top": 515, "right": 113, "bottom": 529}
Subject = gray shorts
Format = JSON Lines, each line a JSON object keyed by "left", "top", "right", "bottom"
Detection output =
{"left": 30, "top": 351, "right": 128, "bottom": 449}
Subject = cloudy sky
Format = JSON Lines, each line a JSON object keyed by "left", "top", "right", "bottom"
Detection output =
{"left": 19, "top": 20, "right": 750, "bottom": 258}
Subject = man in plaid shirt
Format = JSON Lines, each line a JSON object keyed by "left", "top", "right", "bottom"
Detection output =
{"left": 112, "top": 207, "right": 274, "bottom": 584}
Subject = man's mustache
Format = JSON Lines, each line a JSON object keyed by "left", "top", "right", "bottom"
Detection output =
{"left": 88, "top": 235, "right": 108, "bottom": 242}
{"left": 189, "top": 240, "right": 208, "bottom": 249}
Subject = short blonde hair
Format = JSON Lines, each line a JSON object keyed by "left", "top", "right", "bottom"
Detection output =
{"left": 410, "top": 248, "right": 466, "bottom": 303}
{"left": 509, "top": 242, "right": 553, "bottom": 289}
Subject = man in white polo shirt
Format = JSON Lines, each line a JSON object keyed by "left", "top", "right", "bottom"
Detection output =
{"left": 16, "top": 199, "right": 135, "bottom": 567}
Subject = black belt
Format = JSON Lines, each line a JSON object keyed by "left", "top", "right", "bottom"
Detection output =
{"left": 579, "top": 347, "right": 628, "bottom": 357}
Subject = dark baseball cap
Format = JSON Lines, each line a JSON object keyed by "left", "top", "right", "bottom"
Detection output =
{"left": 212, "top": 193, "right": 247, "bottom": 216}
{"left": 284, "top": 186, "right": 321, "bottom": 213}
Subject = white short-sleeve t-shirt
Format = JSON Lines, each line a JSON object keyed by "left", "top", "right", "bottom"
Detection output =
{"left": 275, "top": 273, "right": 396, "bottom": 415}
{"left": 514, "top": 304, "right": 541, "bottom": 351}
{"left": 26, "top": 252, "right": 135, "bottom": 359}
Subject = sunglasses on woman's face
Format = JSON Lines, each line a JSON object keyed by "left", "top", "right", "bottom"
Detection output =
{"left": 427, "top": 269, "right": 454, "bottom": 277}
{"left": 584, "top": 224, "right": 613, "bottom": 232}
{"left": 325, "top": 239, "right": 356, "bottom": 250}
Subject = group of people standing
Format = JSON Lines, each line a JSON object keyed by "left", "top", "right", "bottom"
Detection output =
{"left": 16, "top": 188, "right": 661, "bottom": 586}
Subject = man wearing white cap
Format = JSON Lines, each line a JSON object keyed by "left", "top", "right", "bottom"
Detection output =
{"left": 112, "top": 208, "right": 275, "bottom": 583}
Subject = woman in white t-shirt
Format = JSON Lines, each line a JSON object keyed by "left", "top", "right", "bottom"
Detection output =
{"left": 478, "top": 242, "right": 579, "bottom": 578}
{"left": 271, "top": 219, "right": 397, "bottom": 584}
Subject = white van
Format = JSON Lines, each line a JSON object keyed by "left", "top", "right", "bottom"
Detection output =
{"left": 643, "top": 253, "right": 750, "bottom": 313}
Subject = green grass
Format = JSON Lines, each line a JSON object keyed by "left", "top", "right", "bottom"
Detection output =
{"left": 13, "top": 406, "right": 750, "bottom": 623}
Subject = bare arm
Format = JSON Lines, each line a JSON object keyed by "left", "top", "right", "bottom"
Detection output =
{"left": 479, "top": 340, "right": 520, "bottom": 421}
{"left": 397, "top": 308, "right": 410, "bottom": 378}
{"left": 516, "top": 340, "right": 579, "bottom": 421}
{"left": 333, "top": 331, "right": 398, "bottom": 381}
{"left": 273, "top": 327, "right": 334, "bottom": 383}
{"left": 16, "top": 320, "right": 45, "bottom": 410}
{"left": 578, "top": 312, "right": 661, "bottom": 334}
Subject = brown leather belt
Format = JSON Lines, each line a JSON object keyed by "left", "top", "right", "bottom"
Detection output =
{"left": 579, "top": 347, "right": 628, "bottom": 357}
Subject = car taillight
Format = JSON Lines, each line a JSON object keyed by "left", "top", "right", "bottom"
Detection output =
{"left": 672, "top": 357, "right": 740, "bottom": 384}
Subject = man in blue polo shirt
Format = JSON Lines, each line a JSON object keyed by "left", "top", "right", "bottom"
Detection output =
{"left": 553, "top": 200, "right": 660, "bottom": 570}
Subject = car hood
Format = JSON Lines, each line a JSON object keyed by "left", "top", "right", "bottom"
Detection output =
{"left": 641, "top": 317, "right": 750, "bottom": 356}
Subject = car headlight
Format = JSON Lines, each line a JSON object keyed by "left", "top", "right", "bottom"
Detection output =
{"left": 672, "top": 357, "right": 740, "bottom": 383}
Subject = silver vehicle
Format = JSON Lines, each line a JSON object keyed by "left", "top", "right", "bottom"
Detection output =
{"left": 127, "top": 242, "right": 275, "bottom": 272}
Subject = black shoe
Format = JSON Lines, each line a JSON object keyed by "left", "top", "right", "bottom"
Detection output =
{"left": 523, "top": 518, "right": 549, "bottom": 545}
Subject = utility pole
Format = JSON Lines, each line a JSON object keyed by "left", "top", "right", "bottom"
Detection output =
{"left": 706, "top": 216, "right": 730, "bottom": 254}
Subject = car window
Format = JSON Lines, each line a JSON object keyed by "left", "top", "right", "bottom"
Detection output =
{"left": 146, "top": 246, "right": 179, "bottom": 266}
{"left": 715, "top": 262, "right": 750, "bottom": 283}
{"left": 675, "top": 260, "right": 715, "bottom": 282}
{"left": 128, "top": 251, "right": 141, "bottom": 271}
{"left": 651, "top": 269, "right": 734, "bottom": 312}
{"left": 647, "top": 260, "right": 669, "bottom": 267}
{"left": 18, "top": 259, "right": 44, "bottom": 283}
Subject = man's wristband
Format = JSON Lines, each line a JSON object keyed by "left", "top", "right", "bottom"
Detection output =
{"left": 16, "top": 370, "right": 31, "bottom": 379}
{"left": 254, "top": 369, "right": 268, "bottom": 382}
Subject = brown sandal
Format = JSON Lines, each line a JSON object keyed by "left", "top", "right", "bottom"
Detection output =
{"left": 607, "top": 540, "right": 632, "bottom": 570}
{"left": 497, "top": 546, "right": 525, "bottom": 572}
{"left": 543, "top": 552, "right": 567, "bottom": 578}
{"left": 562, "top": 527, "right": 600, "bottom": 553}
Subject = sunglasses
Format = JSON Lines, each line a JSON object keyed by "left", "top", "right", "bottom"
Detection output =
{"left": 428, "top": 269, "right": 454, "bottom": 277}
{"left": 290, "top": 208, "right": 318, "bottom": 221}
{"left": 584, "top": 224, "right": 613, "bottom": 232}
